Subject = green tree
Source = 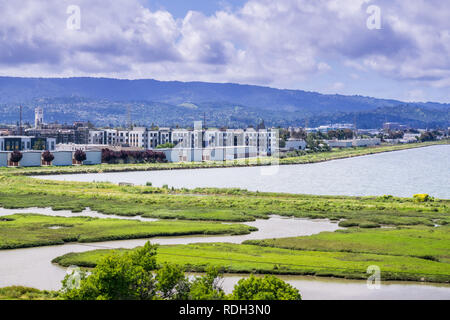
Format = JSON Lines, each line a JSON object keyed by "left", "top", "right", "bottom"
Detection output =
{"left": 62, "top": 242, "right": 158, "bottom": 300}
{"left": 156, "top": 263, "right": 190, "bottom": 300}
{"left": 231, "top": 275, "right": 301, "bottom": 300}
{"left": 189, "top": 266, "right": 225, "bottom": 300}
{"left": 156, "top": 143, "right": 175, "bottom": 149}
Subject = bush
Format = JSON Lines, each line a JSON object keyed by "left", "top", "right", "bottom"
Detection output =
{"left": 10, "top": 151, "right": 23, "bottom": 163}
{"left": 413, "top": 194, "right": 431, "bottom": 202}
{"left": 101, "top": 149, "right": 166, "bottom": 164}
{"left": 156, "top": 143, "right": 175, "bottom": 149}
{"left": 231, "top": 275, "right": 301, "bottom": 300}
{"left": 74, "top": 150, "right": 87, "bottom": 163}
{"left": 42, "top": 150, "right": 55, "bottom": 163}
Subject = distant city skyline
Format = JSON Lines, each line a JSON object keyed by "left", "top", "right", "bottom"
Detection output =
{"left": 0, "top": 0, "right": 449, "bottom": 103}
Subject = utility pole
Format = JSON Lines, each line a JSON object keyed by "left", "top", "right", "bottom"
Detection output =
{"left": 203, "top": 112, "right": 207, "bottom": 129}
{"left": 304, "top": 118, "right": 309, "bottom": 138}
{"left": 127, "top": 105, "right": 132, "bottom": 130}
{"left": 19, "top": 106, "right": 23, "bottom": 135}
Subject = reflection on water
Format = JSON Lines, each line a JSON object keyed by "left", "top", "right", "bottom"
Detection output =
{"left": 36, "top": 145, "right": 450, "bottom": 199}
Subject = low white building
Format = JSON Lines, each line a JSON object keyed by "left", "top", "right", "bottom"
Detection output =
{"left": 56, "top": 143, "right": 104, "bottom": 151}
{"left": 326, "top": 140, "right": 353, "bottom": 148}
{"left": 326, "top": 138, "right": 380, "bottom": 148}
{"left": 352, "top": 138, "right": 381, "bottom": 147}
{"left": 285, "top": 138, "right": 306, "bottom": 150}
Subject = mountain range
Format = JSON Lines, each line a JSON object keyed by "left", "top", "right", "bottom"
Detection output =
{"left": 0, "top": 77, "right": 448, "bottom": 129}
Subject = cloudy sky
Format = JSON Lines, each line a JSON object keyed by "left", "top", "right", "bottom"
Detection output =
{"left": 0, "top": 0, "right": 449, "bottom": 102}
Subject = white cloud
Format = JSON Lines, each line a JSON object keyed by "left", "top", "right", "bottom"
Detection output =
{"left": 0, "top": 0, "right": 448, "bottom": 100}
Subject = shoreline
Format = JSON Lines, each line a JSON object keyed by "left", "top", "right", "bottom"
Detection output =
{"left": 1, "top": 140, "right": 448, "bottom": 176}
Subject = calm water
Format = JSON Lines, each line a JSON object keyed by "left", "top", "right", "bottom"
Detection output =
{"left": 0, "top": 214, "right": 340, "bottom": 291}
{"left": 218, "top": 274, "right": 450, "bottom": 300}
{"left": 0, "top": 207, "right": 158, "bottom": 222}
{"left": 37, "top": 145, "right": 450, "bottom": 199}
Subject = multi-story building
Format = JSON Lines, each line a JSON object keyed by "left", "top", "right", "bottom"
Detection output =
{"left": 83, "top": 124, "right": 280, "bottom": 162}
{"left": 0, "top": 136, "right": 56, "bottom": 151}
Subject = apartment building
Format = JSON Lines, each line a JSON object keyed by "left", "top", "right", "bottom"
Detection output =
{"left": 0, "top": 136, "right": 56, "bottom": 151}
{"left": 84, "top": 125, "right": 279, "bottom": 162}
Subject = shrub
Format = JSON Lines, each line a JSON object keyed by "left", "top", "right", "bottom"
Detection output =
{"left": 413, "top": 194, "right": 431, "bottom": 202}
{"left": 156, "top": 143, "right": 175, "bottom": 149}
{"left": 10, "top": 151, "right": 23, "bottom": 163}
{"left": 42, "top": 150, "right": 55, "bottom": 163}
{"left": 101, "top": 149, "right": 166, "bottom": 164}
{"left": 231, "top": 275, "right": 301, "bottom": 300}
{"left": 74, "top": 150, "right": 87, "bottom": 163}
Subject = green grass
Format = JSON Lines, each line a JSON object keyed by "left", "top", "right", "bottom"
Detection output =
{"left": 0, "top": 175, "right": 447, "bottom": 224}
{"left": 0, "top": 140, "right": 446, "bottom": 176}
{"left": 0, "top": 286, "right": 58, "bottom": 300}
{"left": 53, "top": 242, "right": 450, "bottom": 283}
{"left": 0, "top": 214, "right": 256, "bottom": 249}
{"left": 244, "top": 225, "right": 450, "bottom": 263}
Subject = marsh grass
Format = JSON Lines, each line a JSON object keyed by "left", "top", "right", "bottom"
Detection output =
{"left": 0, "top": 214, "right": 257, "bottom": 249}
{"left": 0, "top": 175, "right": 447, "bottom": 224}
{"left": 244, "top": 225, "right": 450, "bottom": 263}
{"left": 0, "top": 286, "right": 58, "bottom": 300}
{"left": 53, "top": 242, "right": 450, "bottom": 283}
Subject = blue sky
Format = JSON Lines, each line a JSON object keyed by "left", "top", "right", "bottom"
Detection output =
{"left": 143, "top": 0, "right": 248, "bottom": 18}
{"left": 0, "top": 0, "right": 448, "bottom": 103}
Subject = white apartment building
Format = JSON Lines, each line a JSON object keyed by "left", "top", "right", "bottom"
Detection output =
{"left": 88, "top": 130, "right": 105, "bottom": 145}
{"left": 85, "top": 125, "right": 279, "bottom": 162}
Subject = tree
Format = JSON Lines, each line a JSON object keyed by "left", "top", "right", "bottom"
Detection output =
{"left": 156, "top": 263, "right": 190, "bottom": 300}
{"left": 42, "top": 150, "right": 54, "bottom": 164}
{"left": 418, "top": 131, "right": 437, "bottom": 142}
{"left": 231, "top": 275, "right": 301, "bottom": 300}
{"left": 62, "top": 242, "right": 158, "bottom": 300}
{"left": 156, "top": 143, "right": 175, "bottom": 149}
{"left": 74, "top": 149, "right": 87, "bottom": 163}
{"left": 10, "top": 151, "right": 23, "bottom": 164}
{"left": 61, "top": 242, "right": 301, "bottom": 301}
{"left": 188, "top": 266, "right": 225, "bottom": 300}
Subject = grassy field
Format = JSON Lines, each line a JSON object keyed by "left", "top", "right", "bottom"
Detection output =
{"left": 53, "top": 241, "right": 450, "bottom": 283}
{"left": 0, "top": 286, "right": 58, "bottom": 300}
{"left": 245, "top": 226, "right": 450, "bottom": 263}
{"left": 0, "top": 140, "right": 446, "bottom": 176}
{"left": 0, "top": 175, "right": 448, "bottom": 224}
{"left": 0, "top": 214, "right": 256, "bottom": 249}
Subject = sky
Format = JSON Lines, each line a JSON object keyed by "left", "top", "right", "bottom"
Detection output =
{"left": 0, "top": 0, "right": 449, "bottom": 103}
